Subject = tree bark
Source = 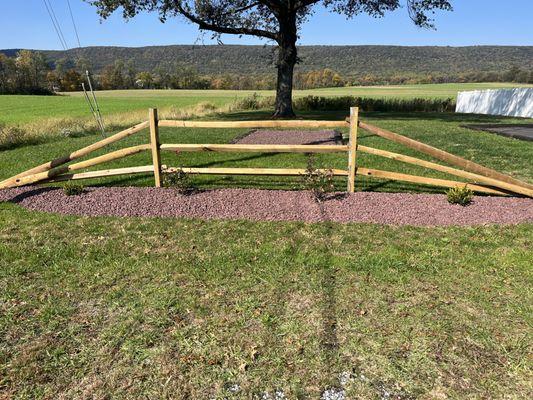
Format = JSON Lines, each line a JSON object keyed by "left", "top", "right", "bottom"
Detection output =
{"left": 273, "top": 18, "right": 297, "bottom": 118}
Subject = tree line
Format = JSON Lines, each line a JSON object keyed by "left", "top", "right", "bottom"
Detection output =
{"left": 1, "top": 50, "right": 532, "bottom": 95}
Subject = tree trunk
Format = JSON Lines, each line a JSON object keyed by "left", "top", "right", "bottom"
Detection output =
{"left": 273, "top": 19, "right": 297, "bottom": 118}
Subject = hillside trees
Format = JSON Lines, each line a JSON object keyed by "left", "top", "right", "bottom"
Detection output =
{"left": 0, "top": 50, "right": 532, "bottom": 94}
{"left": 0, "top": 54, "right": 16, "bottom": 93}
{"left": 135, "top": 71, "right": 155, "bottom": 88}
{"left": 0, "top": 51, "right": 52, "bottom": 94}
{"left": 88, "top": 0, "right": 453, "bottom": 117}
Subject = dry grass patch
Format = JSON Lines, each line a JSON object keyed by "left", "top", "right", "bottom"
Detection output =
{"left": 0, "top": 101, "right": 227, "bottom": 150}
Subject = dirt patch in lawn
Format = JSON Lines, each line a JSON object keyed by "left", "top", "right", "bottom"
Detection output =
{"left": 1, "top": 186, "right": 532, "bottom": 226}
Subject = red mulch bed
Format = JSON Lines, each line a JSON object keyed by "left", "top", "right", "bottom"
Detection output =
{"left": 1, "top": 186, "right": 532, "bottom": 226}
{"left": 2, "top": 130, "right": 531, "bottom": 226}
{"left": 234, "top": 129, "right": 341, "bottom": 145}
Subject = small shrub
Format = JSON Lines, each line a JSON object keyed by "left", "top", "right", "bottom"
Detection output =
{"left": 234, "top": 93, "right": 261, "bottom": 110}
{"left": 446, "top": 185, "right": 474, "bottom": 206}
{"left": 230, "top": 93, "right": 275, "bottom": 111}
{"left": 63, "top": 182, "right": 85, "bottom": 196}
{"left": 301, "top": 154, "right": 335, "bottom": 202}
{"left": 162, "top": 168, "right": 193, "bottom": 194}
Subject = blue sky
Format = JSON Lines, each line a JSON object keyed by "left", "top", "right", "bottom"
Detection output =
{"left": 1, "top": 1, "right": 532, "bottom": 50}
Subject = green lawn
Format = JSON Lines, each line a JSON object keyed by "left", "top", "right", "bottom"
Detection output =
{"left": 2, "top": 82, "right": 531, "bottom": 125}
{"left": 0, "top": 90, "right": 238, "bottom": 126}
{"left": 1, "top": 105, "right": 532, "bottom": 398}
{"left": 1, "top": 203, "right": 531, "bottom": 399}
{"left": 305, "top": 82, "right": 533, "bottom": 99}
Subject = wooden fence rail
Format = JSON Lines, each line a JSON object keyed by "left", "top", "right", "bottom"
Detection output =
{"left": 359, "top": 121, "right": 533, "bottom": 191}
{"left": 158, "top": 119, "right": 348, "bottom": 129}
{"left": 159, "top": 143, "right": 348, "bottom": 153}
{"left": 1, "top": 107, "right": 532, "bottom": 198}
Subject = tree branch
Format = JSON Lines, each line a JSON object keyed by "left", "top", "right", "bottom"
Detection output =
{"left": 232, "top": 2, "right": 261, "bottom": 13}
{"left": 294, "top": 0, "right": 320, "bottom": 9}
{"left": 176, "top": 2, "right": 279, "bottom": 40}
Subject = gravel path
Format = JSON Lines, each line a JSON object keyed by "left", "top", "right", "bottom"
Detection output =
{"left": 1, "top": 186, "right": 532, "bottom": 226}
{"left": 234, "top": 129, "right": 341, "bottom": 145}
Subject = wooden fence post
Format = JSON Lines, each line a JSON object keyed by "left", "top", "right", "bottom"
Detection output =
{"left": 149, "top": 108, "right": 162, "bottom": 187}
{"left": 347, "top": 107, "right": 359, "bottom": 192}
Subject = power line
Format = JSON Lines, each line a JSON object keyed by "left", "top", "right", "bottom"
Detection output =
{"left": 42, "top": 0, "right": 107, "bottom": 137}
{"left": 66, "top": 0, "right": 82, "bottom": 49}
{"left": 47, "top": 0, "right": 69, "bottom": 49}
{"left": 42, "top": 0, "right": 68, "bottom": 50}
{"left": 46, "top": 0, "right": 69, "bottom": 50}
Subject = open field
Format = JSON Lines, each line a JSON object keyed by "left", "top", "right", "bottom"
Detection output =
{"left": 1, "top": 95, "right": 532, "bottom": 398}
{"left": 1, "top": 82, "right": 532, "bottom": 126}
{"left": 304, "top": 82, "right": 533, "bottom": 99}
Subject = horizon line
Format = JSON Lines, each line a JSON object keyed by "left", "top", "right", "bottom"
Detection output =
{"left": 2, "top": 43, "right": 533, "bottom": 52}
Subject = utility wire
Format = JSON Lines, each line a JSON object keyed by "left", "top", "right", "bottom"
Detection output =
{"left": 42, "top": 0, "right": 106, "bottom": 137}
{"left": 43, "top": 0, "right": 67, "bottom": 50}
{"left": 44, "top": 0, "right": 69, "bottom": 50}
{"left": 66, "top": 0, "right": 82, "bottom": 49}
{"left": 47, "top": 0, "right": 69, "bottom": 49}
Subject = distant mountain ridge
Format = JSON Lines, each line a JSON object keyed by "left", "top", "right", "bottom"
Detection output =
{"left": 2, "top": 45, "right": 532, "bottom": 77}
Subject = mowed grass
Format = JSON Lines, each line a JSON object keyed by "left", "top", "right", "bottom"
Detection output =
{"left": 0, "top": 91, "right": 239, "bottom": 126}
{"left": 1, "top": 203, "right": 531, "bottom": 398}
{"left": 305, "top": 82, "right": 533, "bottom": 99}
{"left": 2, "top": 82, "right": 531, "bottom": 125}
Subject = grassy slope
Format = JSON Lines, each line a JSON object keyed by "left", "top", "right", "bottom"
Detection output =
{"left": 2, "top": 82, "right": 532, "bottom": 125}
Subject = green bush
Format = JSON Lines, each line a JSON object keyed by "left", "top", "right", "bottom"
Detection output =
{"left": 62, "top": 182, "right": 85, "bottom": 196}
{"left": 301, "top": 154, "right": 335, "bottom": 202}
{"left": 446, "top": 185, "right": 474, "bottom": 206}
{"left": 162, "top": 168, "right": 193, "bottom": 194}
{"left": 230, "top": 93, "right": 274, "bottom": 111}
{"left": 293, "top": 95, "right": 456, "bottom": 112}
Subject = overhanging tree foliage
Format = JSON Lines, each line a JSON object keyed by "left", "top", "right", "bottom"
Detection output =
{"left": 88, "top": 0, "right": 453, "bottom": 117}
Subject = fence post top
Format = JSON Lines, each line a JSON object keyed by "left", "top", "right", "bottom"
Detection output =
{"left": 149, "top": 108, "right": 158, "bottom": 121}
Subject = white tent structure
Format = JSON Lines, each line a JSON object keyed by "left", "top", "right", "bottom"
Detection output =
{"left": 456, "top": 88, "right": 533, "bottom": 118}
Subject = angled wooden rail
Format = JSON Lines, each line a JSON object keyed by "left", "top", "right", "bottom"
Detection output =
{"left": 11, "top": 145, "right": 151, "bottom": 188}
{"left": 356, "top": 168, "right": 507, "bottom": 196}
{"left": 357, "top": 145, "right": 532, "bottom": 197}
{"left": 45, "top": 166, "right": 155, "bottom": 182}
{"left": 1, "top": 107, "right": 532, "bottom": 198}
{"left": 0, "top": 121, "right": 149, "bottom": 189}
{"left": 359, "top": 121, "right": 533, "bottom": 191}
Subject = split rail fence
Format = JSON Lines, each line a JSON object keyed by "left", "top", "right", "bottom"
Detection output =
{"left": 1, "top": 107, "right": 532, "bottom": 198}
